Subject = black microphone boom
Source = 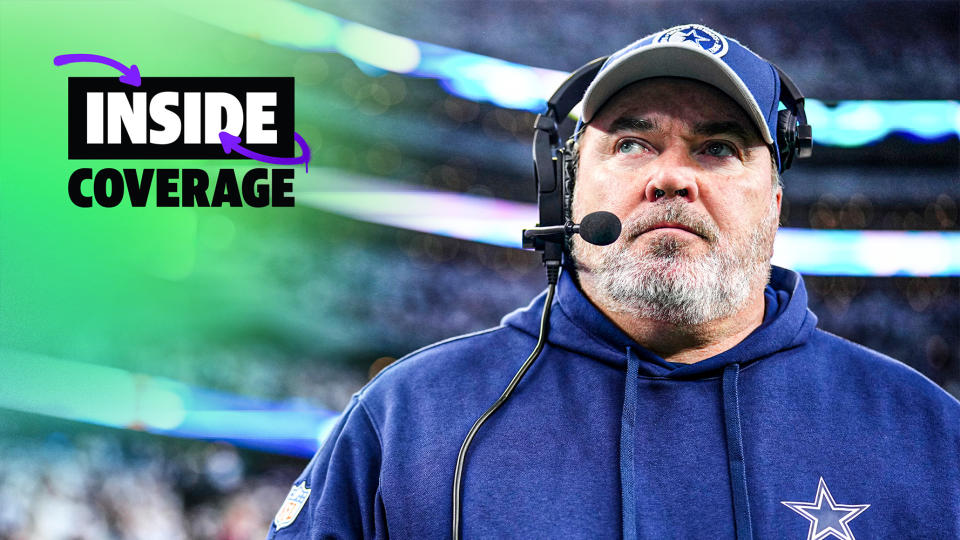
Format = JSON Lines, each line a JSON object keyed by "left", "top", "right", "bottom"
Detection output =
{"left": 522, "top": 211, "right": 621, "bottom": 248}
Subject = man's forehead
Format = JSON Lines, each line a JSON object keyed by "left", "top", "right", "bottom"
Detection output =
{"left": 586, "top": 77, "right": 762, "bottom": 140}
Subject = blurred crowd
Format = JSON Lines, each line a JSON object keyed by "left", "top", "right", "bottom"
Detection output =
{"left": 0, "top": 434, "right": 298, "bottom": 540}
{"left": 321, "top": 0, "right": 958, "bottom": 100}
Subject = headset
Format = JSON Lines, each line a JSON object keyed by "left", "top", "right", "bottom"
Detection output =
{"left": 452, "top": 57, "right": 812, "bottom": 540}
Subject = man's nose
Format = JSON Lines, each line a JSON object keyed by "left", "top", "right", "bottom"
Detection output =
{"left": 643, "top": 150, "right": 700, "bottom": 202}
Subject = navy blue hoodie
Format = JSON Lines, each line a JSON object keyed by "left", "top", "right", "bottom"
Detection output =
{"left": 267, "top": 266, "right": 960, "bottom": 539}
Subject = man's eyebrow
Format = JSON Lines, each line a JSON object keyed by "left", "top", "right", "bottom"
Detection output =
{"left": 606, "top": 116, "right": 656, "bottom": 134}
{"left": 693, "top": 121, "right": 756, "bottom": 144}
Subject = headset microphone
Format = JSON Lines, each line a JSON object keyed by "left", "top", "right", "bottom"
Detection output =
{"left": 522, "top": 211, "right": 622, "bottom": 247}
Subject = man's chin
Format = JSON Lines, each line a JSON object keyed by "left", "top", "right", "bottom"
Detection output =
{"left": 646, "top": 259, "right": 696, "bottom": 278}
{"left": 634, "top": 245, "right": 706, "bottom": 270}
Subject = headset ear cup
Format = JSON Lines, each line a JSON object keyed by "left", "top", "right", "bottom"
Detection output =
{"left": 777, "top": 108, "right": 796, "bottom": 171}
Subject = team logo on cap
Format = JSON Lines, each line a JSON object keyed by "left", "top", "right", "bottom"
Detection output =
{"left": 656, "top": 24, "right": 729, "bottom": 57}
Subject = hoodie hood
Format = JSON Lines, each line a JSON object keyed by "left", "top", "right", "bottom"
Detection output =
{"left": 502, "top": 265, "right": 817, "bottom": 379}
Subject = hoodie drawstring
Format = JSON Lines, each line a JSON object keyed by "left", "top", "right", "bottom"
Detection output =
{"left": 621, "top": 356, "right": 753, "bottom": 539}
{"left": 722, "top": 364, "right": 754, "bottom": 540}
{"left": 620, "top": 347, "right": 639, "bottom": 540}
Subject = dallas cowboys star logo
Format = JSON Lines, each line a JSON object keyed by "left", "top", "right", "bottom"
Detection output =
{"left": 781, "top": 477, "right": 870, "bottom": 540}
{"left": 655, "top": 24, "right": 729, "bottom": 56}
{"left": 679, "top": 28, "right": 711, "bottom": 47}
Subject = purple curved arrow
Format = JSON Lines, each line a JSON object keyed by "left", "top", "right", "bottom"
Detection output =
{"left": 54, "top": 54, "right": 141, "bottom": 86}
{"left": 219, "top": 132, "right": 312, "bottom": 172}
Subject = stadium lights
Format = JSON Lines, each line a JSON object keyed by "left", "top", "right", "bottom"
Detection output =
{"left": 171, "top": 0, "right": 960, "bottom": 147}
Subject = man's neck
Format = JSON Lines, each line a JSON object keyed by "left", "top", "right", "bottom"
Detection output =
{"left": 579, "top": 279, "right": 767, "bottom": 365}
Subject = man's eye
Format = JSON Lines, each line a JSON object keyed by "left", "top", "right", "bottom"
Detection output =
{"left": 704, "top": 141, "right": 736, "bottom": 158}
{"left": 616, "top": 139, "right": 645, "bottom": 155}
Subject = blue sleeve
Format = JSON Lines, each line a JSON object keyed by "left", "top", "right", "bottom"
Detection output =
{"left": 266, "top": 396, "right": 387, "bottom": 539}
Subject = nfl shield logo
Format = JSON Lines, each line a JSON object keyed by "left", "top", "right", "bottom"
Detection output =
{"left": 274, "top": 481, "right": 311, "bottom": 530}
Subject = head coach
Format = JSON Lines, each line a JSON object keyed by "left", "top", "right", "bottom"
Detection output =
{"left": 267, "top": 24, "right": 960, "bottom": 540}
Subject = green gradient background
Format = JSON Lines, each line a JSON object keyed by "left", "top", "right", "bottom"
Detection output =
{"left": 0, "top": 2, "right": 330, "bottom": 404}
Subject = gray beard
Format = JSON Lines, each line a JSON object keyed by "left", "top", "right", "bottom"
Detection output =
{"left": 572, "top": 198, "right": 778, "bottom": 326}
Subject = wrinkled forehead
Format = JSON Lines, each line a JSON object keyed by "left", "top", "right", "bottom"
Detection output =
{"left": 584, "top": 77, "right": 764, "bottom": 143}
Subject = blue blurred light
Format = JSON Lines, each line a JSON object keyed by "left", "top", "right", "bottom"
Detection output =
{"left": 0, "top": 350, "right": 339, "bottom": 458}
{"left": 772, "top": 228, "right": 960, "bottom": 277}
{"left": 807, "top": 100, "right": 960, "bottom": 147}
{"left": 173, "top": 1, "right": 960, "bottom": 147}
{"left": 297, "top": 168, "right": 960, "bottom": 277}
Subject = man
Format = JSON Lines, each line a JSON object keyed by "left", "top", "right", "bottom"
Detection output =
{"left": 267, "top": 24, "right": 960, "bottom": 539}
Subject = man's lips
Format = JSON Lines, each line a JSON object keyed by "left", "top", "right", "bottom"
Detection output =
{"left": 641, "top": 221, "right": 704, "bottom": 238}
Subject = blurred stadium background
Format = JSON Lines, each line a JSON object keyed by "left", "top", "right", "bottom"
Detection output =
{"left": 0, "top": 1, "right": 957, "bottom": 538}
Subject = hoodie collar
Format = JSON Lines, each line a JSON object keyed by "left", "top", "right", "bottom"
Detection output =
{"left": 502, "top": 266, "right": 817, "bottom": 379}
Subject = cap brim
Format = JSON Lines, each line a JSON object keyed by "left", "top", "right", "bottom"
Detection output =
{"left": 581, "top": 43, "right": 774, "bottom": 145}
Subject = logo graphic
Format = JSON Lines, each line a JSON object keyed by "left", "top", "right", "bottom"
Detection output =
{"left": 656, "top": 24, "right": 729, "bottom": 57}
{"left": 781, "top": 477, "right": 870, "bottom": 540}
{"left": 65, "top": 76, "right": 297, "bottom": 161}
{"left": 274, "top": 481, "right": 311, "bottom": 530}
{"left": 56, "top": 53, "right": 311, "bottom": 207}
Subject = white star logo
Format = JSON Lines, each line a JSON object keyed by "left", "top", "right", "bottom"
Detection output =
{"left": 781, "top": 477, "right": 870, "bottom": 540}
{"left": 679, "top": 28, "right": 711, "bottom": 46}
